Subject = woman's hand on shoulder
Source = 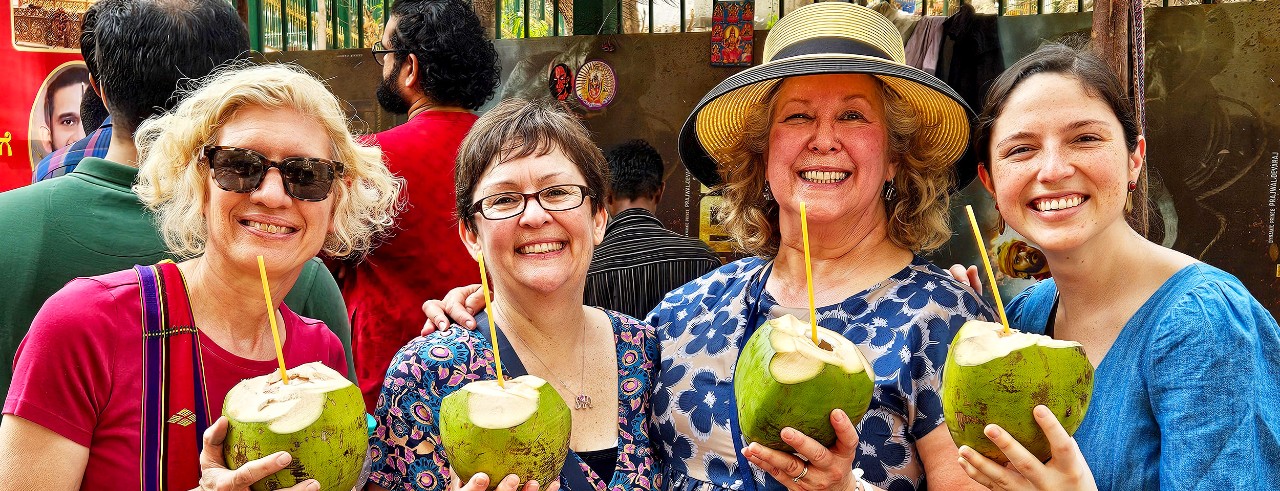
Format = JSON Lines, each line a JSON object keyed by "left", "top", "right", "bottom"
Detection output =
{"left": 742, "top": 408, "right": 861, "bottom": 491}
{"left": 196, "top": 417, "right": 318, "bottom": 491}
{"left": 420, "top": 284, "right": 487, "bottom": 336}
{"left": 948, "top": 264, "right": 982, "bottom": 293}
{"left": 956, "top": 406, "right": 1096, "bottom": 491}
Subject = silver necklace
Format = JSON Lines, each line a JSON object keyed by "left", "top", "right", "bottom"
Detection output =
{"left": 508, "top": 319, "right": 593, "bottom": 410}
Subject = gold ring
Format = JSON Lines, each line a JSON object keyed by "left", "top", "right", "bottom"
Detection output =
{"left": 792, "top": 464, "right": 809, "bottom": 483}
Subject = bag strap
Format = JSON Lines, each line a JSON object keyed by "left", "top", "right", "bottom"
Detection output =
{"left": 137, "top": 262, "right": 210, "bottom": 491}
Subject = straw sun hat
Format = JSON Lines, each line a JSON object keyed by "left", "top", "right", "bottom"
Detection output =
{"left": 679, "top": 2, "right": 975, "bottom": 189}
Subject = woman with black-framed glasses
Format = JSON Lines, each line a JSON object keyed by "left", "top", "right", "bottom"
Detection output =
{"left": 0, "top": 63, "right": 402, "bottom": 491}
{"left": 366, "top": 98, "right": 662, "bottom": 491}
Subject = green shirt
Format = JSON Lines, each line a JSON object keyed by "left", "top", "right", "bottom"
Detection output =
{"left": 0, "top": 158, "right": 355, "bottom": 401}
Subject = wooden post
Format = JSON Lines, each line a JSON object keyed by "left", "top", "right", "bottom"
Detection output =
{"left": 1090, "top": 0, "right": 1129, "bottom": 83}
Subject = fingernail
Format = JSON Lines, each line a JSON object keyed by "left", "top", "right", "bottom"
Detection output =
{"left": 984, "top": 424, "right": 1001, "bottom": 439}
{"left": 782, "top": 428, "right": 795, "bottom": 440}
{"left": 834, "top": 409, "right": 847, "bottom": 422}
{"left": 957, "top": 445, "right": 970, "bottom": 458}
{"left": 305, "top": 480, "right": 320, "bottom": 491}
{"left": 275, "top": 452, "right": 291, "bottom": 466}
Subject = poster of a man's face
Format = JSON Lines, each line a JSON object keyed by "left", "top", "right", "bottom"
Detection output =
{"left": 29, "top": 63, "right": 90, "bottom": 163}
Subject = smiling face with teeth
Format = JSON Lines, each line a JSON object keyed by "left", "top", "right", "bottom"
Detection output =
{"left": 979, "top": 73, "right": 1144, "bottom": 254}
{"left": 203, "top": 105, "right": 336, "bottom": 277}
{"left": 763, "top": 74, "right": 896, "bottom": 233}
{"left": 460, "top": 146, "right": 607, "bottom": 297}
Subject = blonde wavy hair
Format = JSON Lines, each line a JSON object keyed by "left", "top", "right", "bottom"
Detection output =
{"left": 717, "top": 76, "right": 956, "bottom": 258}
{"left": 134, "top": 62, "right": 403, "bottom": 259}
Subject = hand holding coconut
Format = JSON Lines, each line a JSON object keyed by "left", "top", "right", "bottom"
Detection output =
{"left": 196, "top": 417, "right": 320, "bottom": 491}
{"left": 955, "top": 406, "right": 1097, "bottom": 491}
{"left": 741, "top": 408, "right": 864, "bottom": 491}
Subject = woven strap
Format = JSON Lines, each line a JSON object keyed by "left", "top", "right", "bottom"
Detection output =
{"left": 137, "top": 262, "right": 210, "bottom": 491}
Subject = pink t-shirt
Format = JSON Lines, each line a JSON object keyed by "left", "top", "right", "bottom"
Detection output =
{"left": 4, "top": 269, "right": 349, "bottom": 490}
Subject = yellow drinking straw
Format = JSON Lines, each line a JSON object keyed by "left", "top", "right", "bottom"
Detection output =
{"left": 964, "top": 206, "right": 1011, "bottom": 334}
{"left": 800, "top": 202, "right": 819, "bottom": 344}
{"left": 256, "top": 255, "right": 290, "bottom": 384}
{"left": 477, "top": 252, "right": 505, "bottom": 388}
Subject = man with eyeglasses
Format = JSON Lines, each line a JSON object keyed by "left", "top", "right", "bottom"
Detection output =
{"left": 344, "top": 0, "right": 501, "bottom": 411}
{"left": 0, "top": 0, "right": 356, "bottom": 404}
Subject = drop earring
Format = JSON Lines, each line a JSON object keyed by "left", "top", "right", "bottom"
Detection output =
{"left": 1124, "top": 180, "right": 1136, "bottom": 214}
{"left": 763, "top": 182, "right": 774, "bottom": 201}
{"left": 882, "top": 180, "right": 897, "bottom": 201}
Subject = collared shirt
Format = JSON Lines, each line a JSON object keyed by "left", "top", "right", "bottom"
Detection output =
{"left": 584, "top": 208, "right": 722, "bottom": 319}
{"left": 32, "top": 116, "right": 113, "bottom": 183}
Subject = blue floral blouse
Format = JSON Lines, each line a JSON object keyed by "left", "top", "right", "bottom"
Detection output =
{"left": 646, "top": 256, "right": 995, "bottom": 491}
{"left": 368, "top": 309, "right": 662, "bottom": 491}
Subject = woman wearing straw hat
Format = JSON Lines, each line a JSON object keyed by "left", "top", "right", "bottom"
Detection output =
{"left": 648, "top": 4, "right": 995, "bottom": 490}
{"left": 953, "top": 44, "right": 1280, "bottom": 491}
{"left": 422, "top": 4, "right": 995, "bottom": 490}
{"left": 0, "top": 64, "right": 401, "bottom": 491}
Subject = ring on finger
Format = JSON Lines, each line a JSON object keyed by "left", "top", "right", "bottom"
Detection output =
{"left": 792, "top": 464, "right": 809, "bottom": 483}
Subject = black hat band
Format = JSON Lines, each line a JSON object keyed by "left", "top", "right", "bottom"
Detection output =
{"left": 772, "top": 36, "right": 893, "bottom": 63}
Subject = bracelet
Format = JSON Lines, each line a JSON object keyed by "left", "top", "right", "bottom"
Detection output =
{"left": 852, "top": 468, "right": 866, "bottom": 491}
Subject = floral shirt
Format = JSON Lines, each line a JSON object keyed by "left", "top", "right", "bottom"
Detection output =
{"left": 646, "top": 256, "right": 995, "bottom": 491}
{"left": 369, "top": 309, "right": 662, "bottom": 491}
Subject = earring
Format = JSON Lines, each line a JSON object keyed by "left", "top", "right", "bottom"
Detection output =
{"left": 763, "top": 182, "right": 773, "bottom": 201}
{"left": 882, "top": 180, "right": 897, "bottom": 202}
{"left": 1125, "top": 180, "right": 1137, "bottom": 214}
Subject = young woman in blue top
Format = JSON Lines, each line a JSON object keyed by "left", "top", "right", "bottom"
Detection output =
{"left": 954, "top": 44, "right": 1280, "bottom": 490}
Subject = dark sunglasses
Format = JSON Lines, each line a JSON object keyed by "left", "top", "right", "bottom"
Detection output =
{"left": 204, "top": 145, "right": 345, "bottom": 202}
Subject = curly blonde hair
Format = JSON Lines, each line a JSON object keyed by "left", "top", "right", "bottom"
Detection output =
{"left": 134, "top": 62, "right": 403, "bottom": 259}
{"left": 717, "top": 76, "right": 956, "bottom": 258}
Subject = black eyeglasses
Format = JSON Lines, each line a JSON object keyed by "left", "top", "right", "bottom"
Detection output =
{"left": 371, "top": 41, "right": 410, "bottom": 67}
{"left": 471, "top": 184, "right": 594, "bottom": 220}
{"left": 204, "top": 145, "right": 345, "bottom": 202}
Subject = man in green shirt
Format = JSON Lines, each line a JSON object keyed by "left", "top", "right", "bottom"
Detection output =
{"left": 0, "top": 1, "right": 354, "bottom": 401}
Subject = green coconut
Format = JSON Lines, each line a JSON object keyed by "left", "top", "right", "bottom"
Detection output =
{"left": 440, "top": 375, "right": 571, "bottom": 490}
{"left": 942, "top": 320, "right": 1094, "bottom": 464}
{"left": 223, "top": 362, "right": 368, "bottom": 491}
{"left": 734, "top": 314, "right": 876, "bottom": 452}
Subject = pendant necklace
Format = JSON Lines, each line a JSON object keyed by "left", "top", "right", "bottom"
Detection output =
{"left": 509, "top": 319, "right": 593, "bottom": 410}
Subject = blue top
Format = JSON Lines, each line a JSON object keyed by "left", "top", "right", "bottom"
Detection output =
{"left": 1006, "top": 263, "right": 1280, "bottom": 490}
{"left": 646, "top": 256, "right": 995, "bottom": 491}
{"left": 368, "top": 309, "right": 662, "bottom": 491}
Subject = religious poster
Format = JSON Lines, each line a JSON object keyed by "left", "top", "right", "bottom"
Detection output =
{"left": 710, "top": 0, "right": 753, "bottom": 67}
{"left": 575, "top": 60, "right": 617, "bottom": 110}
{"left": 2, "top": 1, "right": 97, "bottom": 191}
{"left": 548, "top": 63, "right": 574, "bottom": 103}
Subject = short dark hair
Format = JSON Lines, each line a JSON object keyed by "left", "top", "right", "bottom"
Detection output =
{"left": 455, "top": 98, "right": 608, "bottom": 233}
{"left": 93, "top": 0, "right": 248, "bottom": 136}
{"left": 606, "top": 139, "right": 665, "bottom": 200}
{"left": 45, "top": 67, "right": 89, "bottom": 128}
{"left": 974, "top": 43, "right": 1146, "bottom": 234}
{"left": 78, "top": 2, "right": 108, "bottom": 132}
{"left": 389, "top": 0, "right": 500, "bottom": 110}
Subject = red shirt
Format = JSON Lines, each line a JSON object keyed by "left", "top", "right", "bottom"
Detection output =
{"left": 347, "top": 110, "right": 479, "bottom": 411}
{"left": 4, "top": 269, "right": 349, "bottom": 490}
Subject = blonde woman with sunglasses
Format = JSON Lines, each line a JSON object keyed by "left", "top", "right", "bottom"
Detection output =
{"left": 0, "top": 63, "right": 401, "bottom": 491}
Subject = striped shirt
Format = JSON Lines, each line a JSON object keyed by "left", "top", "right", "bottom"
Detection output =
{"left": 585, "top": 208, "right": 722, "bottom": 319}
{"left": 33, "top": 117, "right": 113, "bottom": 183}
